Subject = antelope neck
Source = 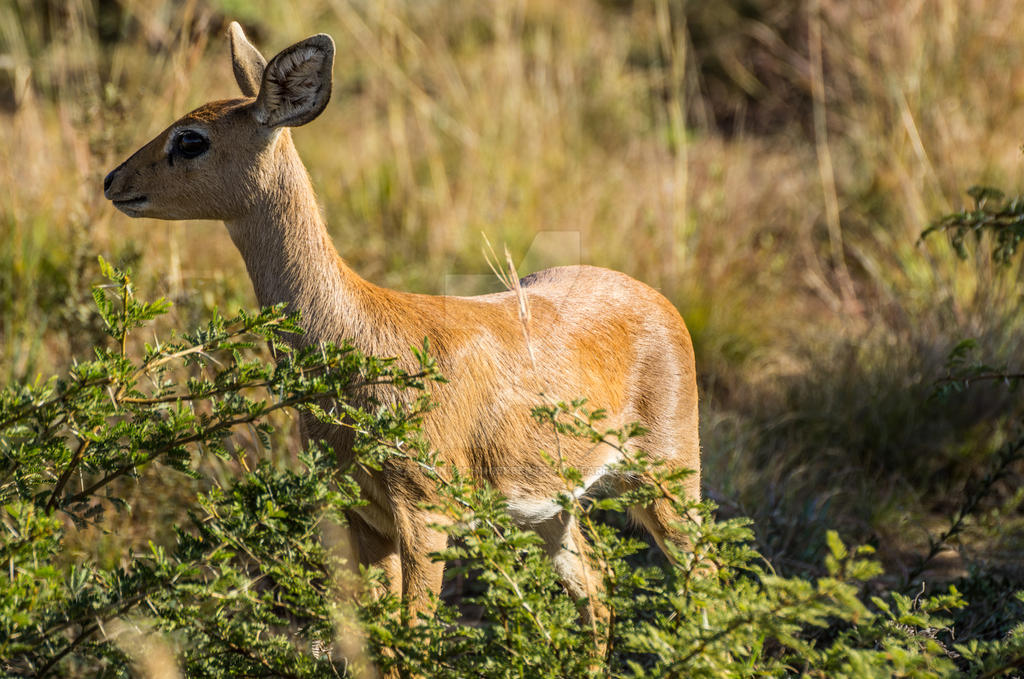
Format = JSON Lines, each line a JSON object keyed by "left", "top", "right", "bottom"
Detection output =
{"left": 224, "top": 134, "right": 377, "bottom": 347}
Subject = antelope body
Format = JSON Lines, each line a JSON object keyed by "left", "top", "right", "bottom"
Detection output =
{"left": 104, "top": 23, "right": 701, "bottom": 621}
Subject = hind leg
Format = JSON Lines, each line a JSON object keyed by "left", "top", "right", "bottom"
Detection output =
{"left": 619, "top": 448, "right": 704, "bottom": 567}
{"left": 626, "top": 478, "right": 717, "bottom": 576}
{"left": 628, "top": 497, "right": 699, "bottom": 564}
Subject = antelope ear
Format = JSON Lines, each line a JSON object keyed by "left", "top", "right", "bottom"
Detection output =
{"left": 228, "top": 22, "right": 266, "bottom": 98}
{"left": 253, "top": 33, "right": 334, "bottom": 128}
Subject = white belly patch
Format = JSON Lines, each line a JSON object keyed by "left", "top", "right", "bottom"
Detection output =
{"left": 504, "top": 448, "right": 621, "bottom": 526}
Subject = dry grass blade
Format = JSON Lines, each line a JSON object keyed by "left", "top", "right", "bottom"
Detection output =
{"left": 483, "top": 234, "right": 536, "bottom": 370}
{"left": 106, "top": 618, "right": 183, "bottom": 679}
{"left": 321, "top": 522, "right": 375, "bottom": 679}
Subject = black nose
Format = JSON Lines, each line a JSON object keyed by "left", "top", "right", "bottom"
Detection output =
{"left": 103, "top": 169, "right": 115, "bottom": 192}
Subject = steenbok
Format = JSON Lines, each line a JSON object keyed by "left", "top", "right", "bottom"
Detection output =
{"left": 104, "top": 22, "right": 702, "bottom": 623}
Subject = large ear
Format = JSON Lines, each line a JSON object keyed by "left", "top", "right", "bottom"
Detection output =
{"left": 228, "top": 22, "right": 267, "bottom": 98}
{"left": 252, "top": 33, "right": 334, "bottom": 128}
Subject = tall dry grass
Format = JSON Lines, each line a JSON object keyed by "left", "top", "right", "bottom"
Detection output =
{"left": 3, "top": 0, "right": 1024, "bottom": 596}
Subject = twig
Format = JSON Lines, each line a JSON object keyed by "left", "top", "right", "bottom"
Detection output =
{"left": 45, "top": 425, "right": 101, "bottom": 511}
{"left": 977, "top": 653, "right": 1024, "bottom": 679}
{"left": 904, "top": 434, "right": 1024, "bottom": 586}
{"left": 936, "top": 372, "right": 1024, "bottom": 387}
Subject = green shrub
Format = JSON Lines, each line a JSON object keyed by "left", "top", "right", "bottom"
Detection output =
{"left": 2, "top": 259, "right": 1023, "bottom": 678}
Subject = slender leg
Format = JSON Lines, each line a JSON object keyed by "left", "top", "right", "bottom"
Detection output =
{"left": 395, "top": 511, "right": 449, "bottom": 618}
{"left": 346, "top": 513, "right": 405, "bottom": 679}
{"left": 628, "top": 494, "right": 718, "bottom": 577}
{"left": 348, "top": 511, "right": 401, "bottom": 599}
{"left": 628, "top": 497, "right": 697, "bottom": 562}
{"left": 536, "top": 512, "right": 607, "bottom": 626}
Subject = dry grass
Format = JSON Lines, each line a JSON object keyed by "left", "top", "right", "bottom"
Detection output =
{"left": 4, "top": 0, "right": 1024, "bottom": 631}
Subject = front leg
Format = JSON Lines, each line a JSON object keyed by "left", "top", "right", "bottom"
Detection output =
{"left": 348, "top": 511, "right": 401, "bottom": 600}
{"left": 394, "top": 509, "right": 449, "bottom": 618}
{"left": 347, "top": 505, "right": 448, "bottom": 619}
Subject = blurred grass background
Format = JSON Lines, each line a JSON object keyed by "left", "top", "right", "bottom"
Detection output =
{"left": 3, "top": 0, "right": 1024, "bottom": 636}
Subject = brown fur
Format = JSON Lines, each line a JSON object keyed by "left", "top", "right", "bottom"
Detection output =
{"left": 103, "top": 23, "right": 701, "bottom": 622}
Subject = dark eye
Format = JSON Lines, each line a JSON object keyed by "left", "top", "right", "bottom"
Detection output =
{"left": 176, "top": 130, "right": 209, "bottom": 159}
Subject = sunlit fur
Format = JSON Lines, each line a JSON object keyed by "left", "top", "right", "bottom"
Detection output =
{"left": 104, "top": 22, "right": 701, "bottom": 622}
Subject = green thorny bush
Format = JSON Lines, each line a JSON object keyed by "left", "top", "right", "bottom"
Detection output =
{"left": 922, "top": 187, "right": 1024, "bottom": 585}
{"left": 1, "top": 257, "right": 1022, "bottom": 678}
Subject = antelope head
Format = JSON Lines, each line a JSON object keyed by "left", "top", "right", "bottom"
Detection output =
{"left": 103, "top": 24, "right": 334, "bottom": 222}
